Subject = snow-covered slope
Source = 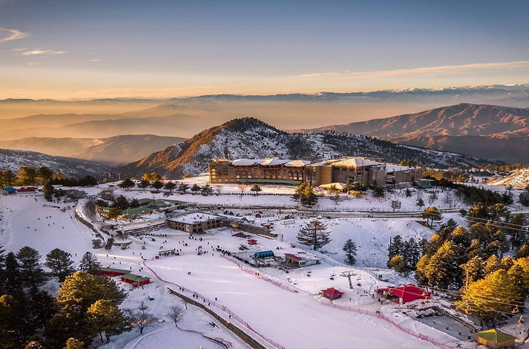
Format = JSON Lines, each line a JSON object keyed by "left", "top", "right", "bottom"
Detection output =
{"left": 0, "top": 148, "right": 108, "bottom": 176}
{"left": 118, "top": 117, "right": 503, "bottom": 178}
{"left": 487, "top": 169, "right": 529, "bottom": 188}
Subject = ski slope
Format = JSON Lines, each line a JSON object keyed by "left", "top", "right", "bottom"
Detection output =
{"left": 147, "top": 254, "right": 437, "bottom": 349}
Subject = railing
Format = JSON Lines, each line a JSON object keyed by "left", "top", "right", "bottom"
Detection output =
{"left": 143, "top": 260, "right": 287, "bottom": 349}
{"left": 176, "top": 324, "right": 232, "bottom": 348}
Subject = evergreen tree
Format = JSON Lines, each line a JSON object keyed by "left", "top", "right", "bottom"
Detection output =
{"left": 422, "top": 241, "right": 464, "bottom": 289}
{"left": 468, "top": 202, "right": 489, "bottom": 220}
{"left": 460, "top": 256, "right": 484, "bottom": 288}
{"left": 63, "top": 338, "right": 85, "bottom": 349}
{"left": 250, "top": 184, "right": 262, "bottom": 195}
{"left": 0, "top": 169, "right": 16, "bottom": 187}
{"left": 456, "top": 269, "right": 521, "bottom": 322}
{"left": 201, "top": 184, "right": 213, "bottom": 196}
{"left": 138, "top": 179, "right": 150, "bottom": 189}
{"left": 118, "top": 178, "right": 135, "bottom": 190}
{"left": 46, "top": 249, "right": 75, "bottom": 282}
{"left": 291, "top": 182, "right": 307, "bottom": 203}
{"left": 416, "top": 198, "right": 425, "bottom": 208}
{"left": 142, "top": 172, "right": 161, "bottom": 181}
{"left": 43, "top": 183, "right": 55, "bottom": 202}
{"left": 483, "top": 255, "right": 501, "bottom": 276}
{"left": 297, "top": 220, "right": 331, "bottom": 250}
{"left": 372, "top": 186, "right": 385, "bottom": 198}
{"left": 388, "top": 255, "right": 406, "bottom": 274}
{"left": 300, "top": 185, "right": 318, "bottom": 208}
{"left": 177, "top": 182, "right": 190, "bottom": 194}
{"left": 517, "top": 243, "right": 529, "bottom": 258}
{"left": 35, "top": 166, "right": 54, "bottom": 185}
{"left": 129, "top": 198, "right": 140, "bottom": 208}
{"left": 405, "top": 188, "right": 411, "bottom": 197}
{"left": 18, "top": 167, "right": 37, "bottom": 186}
{"left": 401, "top": 238, "right": 421, "bottom": 273}
{"left": 45, "top": 305, "right": 91, "bottom": 349}
{"left": 79, "top": 252, "right": 101, "bottom": 275}
{"left": 28, "top": 290, "right": 57, "bottom": 328}
{"left": 421, "top": 207, "right": 442, "bottom": 227}
{"left": 16, "top": 246, "right": 45, "bottom": 292}
{"left": 164, "top": 182, "right": 176, "bottom": 192}
{"left": 387, "top": 235, "right": 403, "bottom": 262}
{"left": 507, "top": 214, "right": 527, "bottom": 248}
{"left": 113, "top": 195, "right": 129, "bottom": 210}
{"left": 87, "top": 300, "right": 129, "bottom": 343}
{"left": 151, "top": 180, "right": 164, "bottom": 190}
{"left": 57, "top": 272, "right": 125, "bottom": 312}
{"left": 3, "top": 252, "right": 22, "bottom": 293}
{"left": 107, "top": 207, "right": 122, "bottom": 220}
{"left": 342, "top": 239, "right": 357, "bottom": 265}
{"left": 190, "top": 184, "right": 201, "bottom": 194}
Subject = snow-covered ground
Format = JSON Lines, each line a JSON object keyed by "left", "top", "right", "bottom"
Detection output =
{"left": 2, "top": 181, "right": 526, "bottom": 349}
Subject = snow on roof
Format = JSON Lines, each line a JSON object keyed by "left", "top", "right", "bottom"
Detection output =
{"left": 385, "top": 164, "right": 418, "bottom": 172}
{"left": 284, "top": 252, "right": 320, "bottom": 262}
{"left": 230, "top": 158, "right": 311, "bottom": 167}
{"left": 168, "top": 212, "right": 221, "bottom": 224}
{"left": 232, "top": 159, "right": 264, "bottom": 166}
{"left": 332, "top": 158, "right": 382, "bottom": 168}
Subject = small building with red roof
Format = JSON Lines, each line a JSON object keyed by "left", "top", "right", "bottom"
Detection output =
{"left": 322, "top": 287, "right": 344, "bottom": 300}
{"left": 284, "top": 252, "right": 320, "bottom": 267}
{"left": 376, "top": 285, "right": 431, "bottom": 304}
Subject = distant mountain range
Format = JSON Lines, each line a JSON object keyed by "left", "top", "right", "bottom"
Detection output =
{"left": 0, "top": 149, "right": 108, "bottom": 177}
{"left": 2, "top": 84, "right": 529, "bottom": 104}
{"left": 0, "top": 135, "right": 186, "bottom": 165}
{"left": 117, "top": 117, "right": 502, "bottom": 178}
{"left": 297, "top": 103, "right": 529, "bottom": 163}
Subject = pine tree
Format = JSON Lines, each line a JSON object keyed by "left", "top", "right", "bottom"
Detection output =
{"left": 300, "top": 185, "right": 318, "bottom": 208}
{"left": 3, "top": 252, "right": 22, "bottom": 293}
{"left": 460, "top": 256, "right": 484, "bottom": 287}
{"left": 79, "top": 252, "right": 101, "bottom": 275}
{"left": 118, "top": 178, "right": 135, "bottom": 190}
{"left": 250, "top": 184, "right": 262, "bottom": 195}
{"left": 421, "top": 207, "right": 442, "bottom": 227}
{"left": 456, "top": 269, "right": 521, "bottom": 321}
{"left": 342, "top": 239, "right": 357, "bottom": 265}
{"left": 57, "top": 272, "right": 125, "bottom": 311}
{"left": 28, "top": 290, "right": 57, "bottom": 328}
{"left": 190, "top": 184, "right": 201, "bottom": 194}
{"left": 388, "top": 255, "right": 406, "bottom": 273}
{"left": 518, "top": 243, "right": 529, "bottom": 258}
{"left": 45, "top": 305, "right": 91, "bottom": 348}
{"left": 177, "top": 182, "right": 190, "bottom": 194}
{"left": 43, "top": 183, "right": 55, "bottom": 202}
{"left": 107, "top": 207, "right": 122, "bottom": 220}
{"left": 16, "top": 246, "right": 45, "bottom": 292}
{"left": 291, "top": 182, "right": 307, "bottom": 203}
{"left": 63, "top": 338, "right": 85, "bottom": 349}
{"left": 46, "top": 248, "right": 75, "bottom": 282}
{"left": 151, "top": 180, "right": 164, "bottom": 190}
{"left": 201, "top": 184, "right": 213, "bottom": 196}
{"left": 138, "top": 179, "right": 150, "bottom": 189}
{"left": 416, "top": 198, "right": 425, "bottom": 208}
{"left": 164, "top": 182, "right": 176, "bottom": 192}
{"left": 114, "top": 195, "right": 129, "bottom": 210}
{"left": 483, "top": 255, "right": 501, "bottom": 276}
{"left": 405, "top": 188, "right": 411, "bottom": 197}
{"left": 87, "top": 300, "right": 129, "bottom": 343}
{"left": 387, "top": 235, "right": 403, "bottom": 262}
{"left": 297, "top": 220, "right": 331, "bottom": 250}
{"left": 129, "top": 198, "right": 140, "bottom": 208}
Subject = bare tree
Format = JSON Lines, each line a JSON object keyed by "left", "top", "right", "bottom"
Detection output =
{"left": 130, "top": 301, "right": 155, "bottom": 335}
{"left": 167, "top": 305, "right": 184, "bottom": 327}
{"left": 214, "top": 185, "right": 223, "bottom": 196}
{"left": 237, "top": 183, "right": 247, "bottom": 199}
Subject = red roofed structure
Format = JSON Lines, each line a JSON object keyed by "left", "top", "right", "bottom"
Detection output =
{"left": 376, "top": 285, "right": 431, "bottom": 304}
{"left": 322, "top": 287, "right": 344, "bottom": 300}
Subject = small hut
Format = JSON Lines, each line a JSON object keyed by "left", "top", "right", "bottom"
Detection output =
{"left": 254, "top": 250, "right": 275, "bottom": 259}
{"left": 120, "top": 273, "right": 151, "bottom": 288}
{"left": 1, "top": 187, "right": 16, "bottom": 195}
{"left": 322, "top": 287, "right": 344, "bottom": 300}
{"left": 475, "top": 329, "right": 516, "bottom": 348}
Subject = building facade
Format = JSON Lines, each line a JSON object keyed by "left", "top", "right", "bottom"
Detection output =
{"left": 208, "top": 157, "right": 422, "bottom": 187}
{"left": 167, "top": 213, "right": 224, "bottom": 233}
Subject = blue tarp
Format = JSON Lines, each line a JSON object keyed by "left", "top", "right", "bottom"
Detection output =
{"left": 2, "top": 187, "right": 16, "bottom": 194}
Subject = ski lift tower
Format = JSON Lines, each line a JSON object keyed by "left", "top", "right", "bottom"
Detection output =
{"left": 340, "top": 270, "right": 357, "bottom": 289}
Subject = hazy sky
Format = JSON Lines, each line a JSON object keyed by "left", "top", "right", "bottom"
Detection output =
{"left": 1, "top": 0, "right": 529, "bottom": 99}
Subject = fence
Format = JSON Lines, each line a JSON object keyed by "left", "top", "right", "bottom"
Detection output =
{"left": 144, "top": 256, "right": 457, "bottom": 349}
{"left": 175, "top": 324, "right": 232, "bottom": 349}
{"left": 143, "top": 260, "right": 286, "bottom": 349}
{"left": 220, "top": 255, "right": 301, "bottom": 294}
{"left": 319, "top": 300, "right": 456, "bottom": 349}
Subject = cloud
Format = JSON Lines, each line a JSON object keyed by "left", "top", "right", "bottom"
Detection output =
{"left": 20, "top": 49, "right": 67, "bottom": 56}
{"left": 295, "top": 61, "right": 529, "bottom": 80}
{"left": 0, "top": 28, "right": 29, "bottom": 43}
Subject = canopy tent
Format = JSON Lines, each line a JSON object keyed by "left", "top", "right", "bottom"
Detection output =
{"left": 475, "top": 329, "right": 517, "bottom": 348}
{"left": 377, "top": 285, "right": 431, "bottom": 304}
{"left": 322, "top": 287, "right": 344, "bottom": 300}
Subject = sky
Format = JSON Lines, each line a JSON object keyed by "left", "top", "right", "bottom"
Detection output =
{"left": 1, "top": 0, "right": 529, "bottom": 99}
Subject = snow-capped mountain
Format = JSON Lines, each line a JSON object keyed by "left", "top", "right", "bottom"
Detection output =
{"left": 297, "top": 103, "right": 529, "bottom": 163}
{"left": 117, "top": 117, "right": 503, "bottom": 178}
{"left": 0, "top": 149, "right": 108, "bottom": 177}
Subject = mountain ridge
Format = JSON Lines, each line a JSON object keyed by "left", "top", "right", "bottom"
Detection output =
{"left": 117, "top": 117, "right": 503, "bottom": 178}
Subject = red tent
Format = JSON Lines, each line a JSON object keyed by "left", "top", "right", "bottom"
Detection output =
{"left": 377, "top": 285, "right": 430, "bottom": 304}
{"left": 322, "top": 287, "right": 344, "bottom": 300}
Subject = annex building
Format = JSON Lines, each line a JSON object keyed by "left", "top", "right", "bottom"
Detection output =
{"left": 208, "top": 157, "right": 422, "bottom": 187}
{"left": 167, "top": 212, "right": 224, "bottom": 233}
